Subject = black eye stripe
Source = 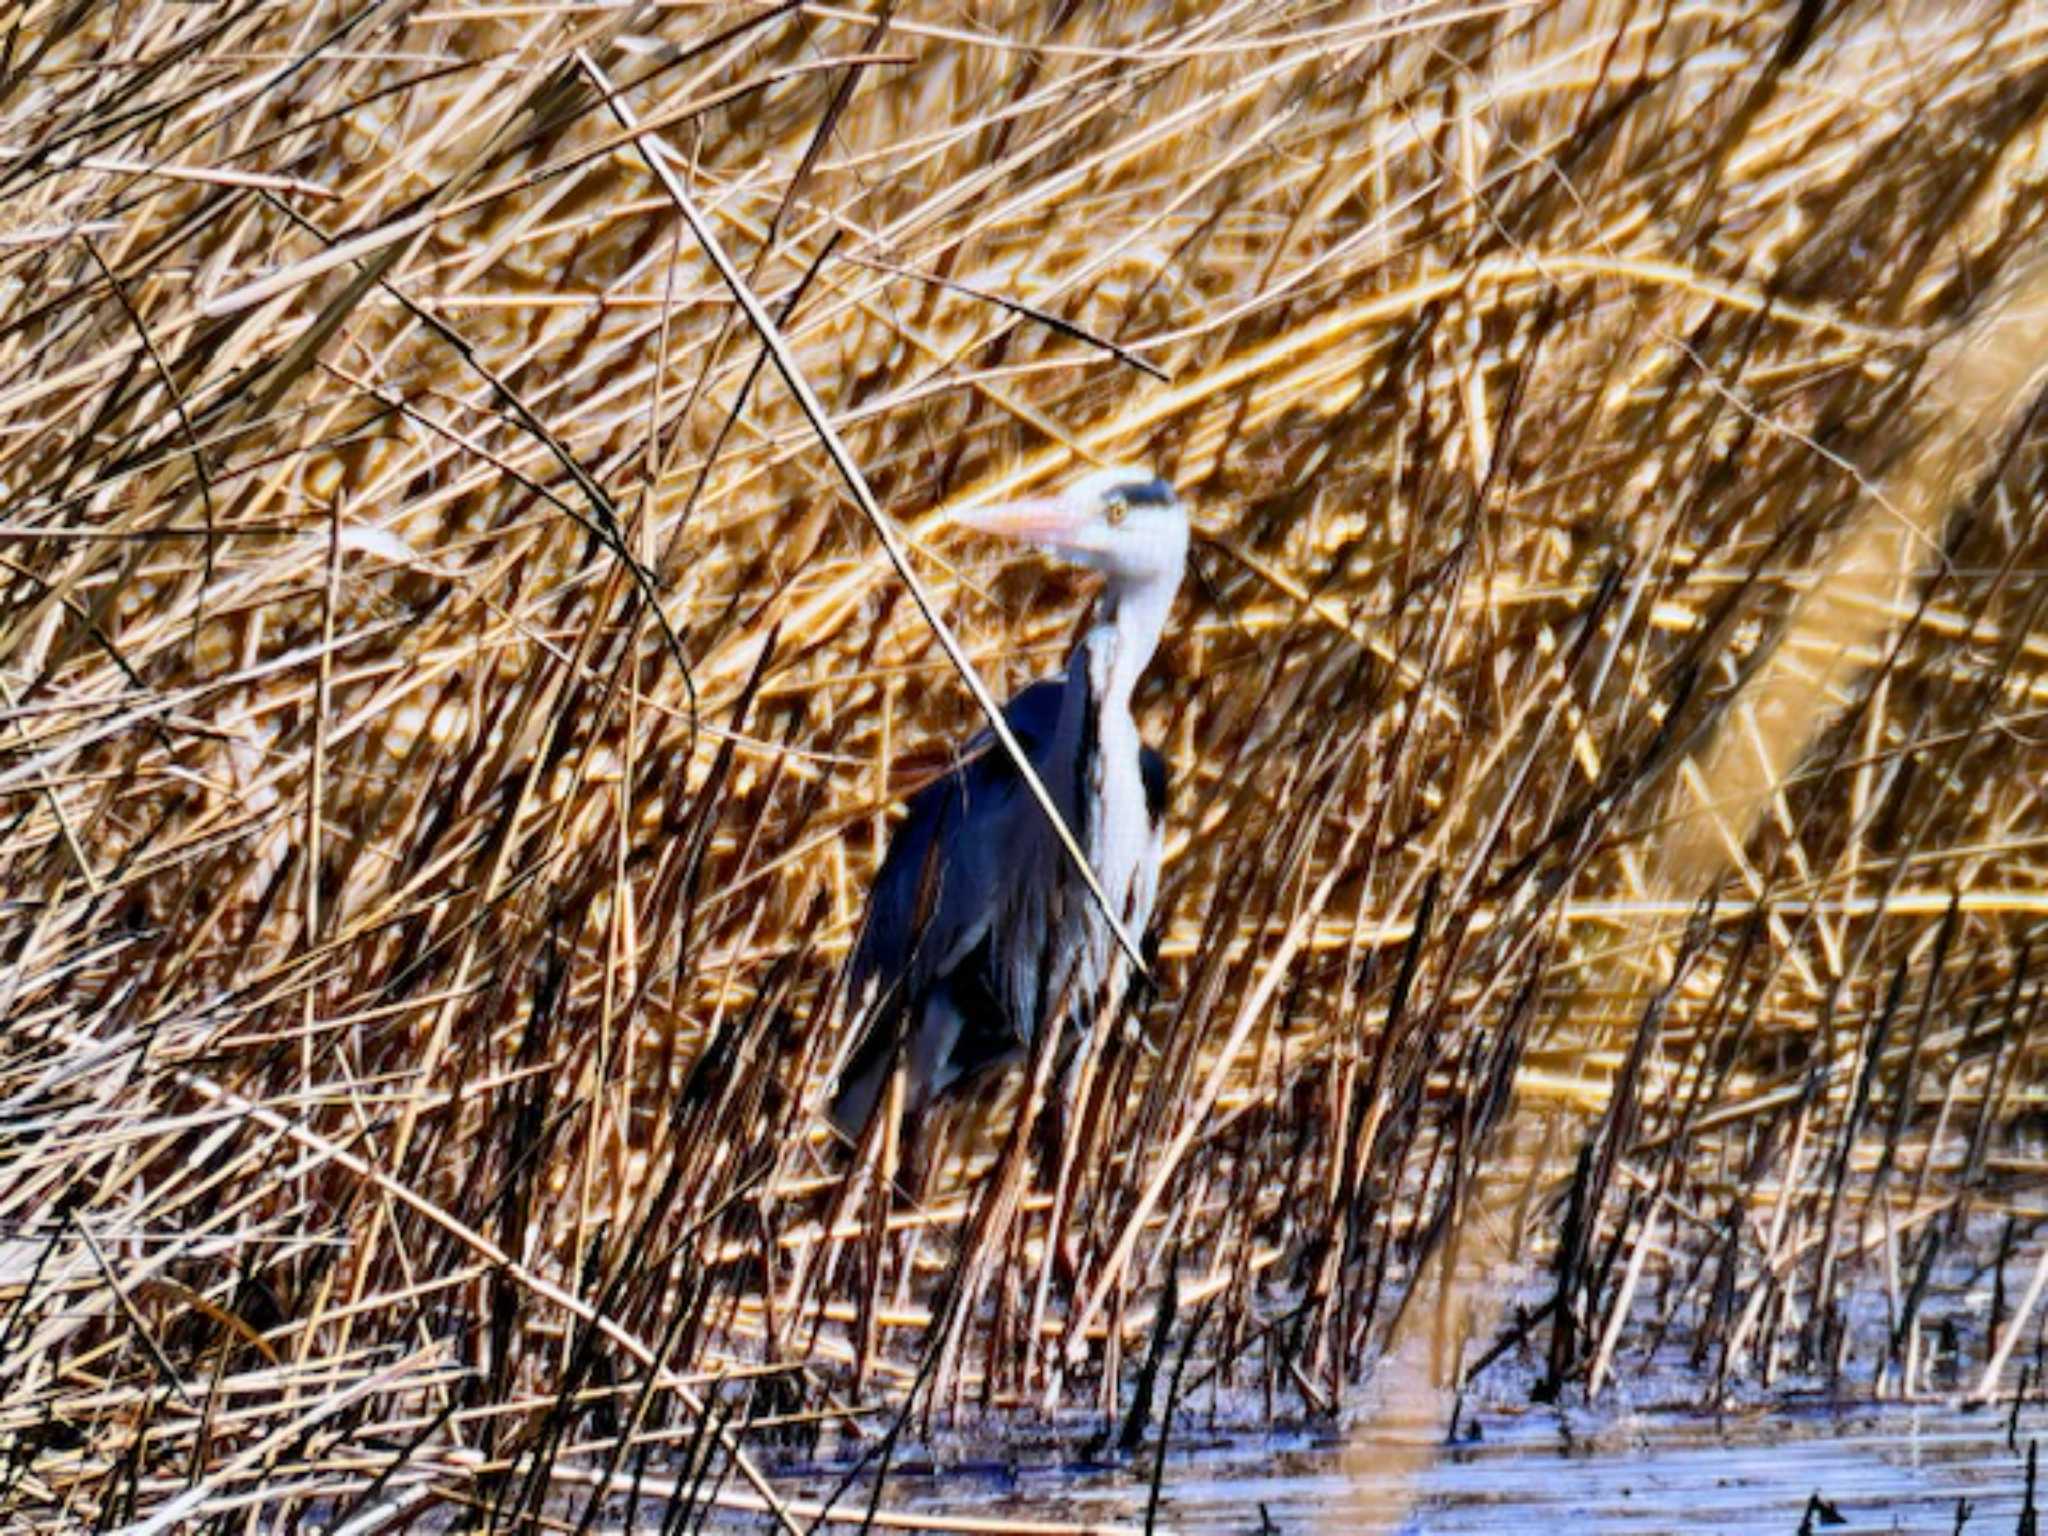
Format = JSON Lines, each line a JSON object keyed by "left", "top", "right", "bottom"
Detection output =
{"left": 1116, "top": 477, "right": 1176, "bottom": 508}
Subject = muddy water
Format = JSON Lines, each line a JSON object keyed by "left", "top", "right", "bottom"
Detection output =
{"left": 793, "top": 1404, "right": 2042, "bottom": 1534}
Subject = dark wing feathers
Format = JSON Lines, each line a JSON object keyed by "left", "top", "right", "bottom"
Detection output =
{"left": 1139, "top": 744, "right": 1168, "bottom": 825}
{"left": 833, "top": 679, "right": 1075, "bottom": 1134}
{"left": 968, "top": 676, "right": 1068, "bottom": 754}
{"left": 846, "top": 678, "right": 1070, "bottom": 1002}
{"left": 835, "top": 675, "right": 1172, "bottom": 1135}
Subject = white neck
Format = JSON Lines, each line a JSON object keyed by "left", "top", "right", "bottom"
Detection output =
{"left": 1093, "top": 568, "right": 1177, "bottom": 710}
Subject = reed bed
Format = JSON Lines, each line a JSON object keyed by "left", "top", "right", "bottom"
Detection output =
{"left": 5, "top": 1, "right": 2048, "bottom": 1530}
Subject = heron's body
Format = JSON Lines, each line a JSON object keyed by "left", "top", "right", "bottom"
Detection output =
{"left": 829, "top": 468, "right": 1186, "bottom": 1138}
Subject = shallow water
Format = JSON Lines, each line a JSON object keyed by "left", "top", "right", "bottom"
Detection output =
{"left": 789, "top": 1402, "right": 2044, "bottom": 1534}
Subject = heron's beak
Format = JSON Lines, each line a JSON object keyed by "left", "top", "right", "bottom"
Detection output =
{"left": 950, "top": 496, "right": 1088, "bottom": 551}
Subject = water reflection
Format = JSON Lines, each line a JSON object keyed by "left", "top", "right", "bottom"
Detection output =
{"left": 791, "top": 1404, "right": 2041, "bottom": 1535}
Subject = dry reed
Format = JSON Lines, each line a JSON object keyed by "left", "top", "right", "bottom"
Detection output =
{"left": 5, "top": 2, "right": 2048, "bottom": 1531}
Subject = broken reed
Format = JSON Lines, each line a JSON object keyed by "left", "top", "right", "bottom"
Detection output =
{"left": 4, "top": 1, "right": 2048, "bottom": 1531}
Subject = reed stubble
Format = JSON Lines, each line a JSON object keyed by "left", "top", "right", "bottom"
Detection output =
{"left": 4, "top": 3, "right": 2048, "bottom": 1531}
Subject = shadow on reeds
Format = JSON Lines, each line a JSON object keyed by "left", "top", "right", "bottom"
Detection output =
{"left": 4, "top": 3, "right": 2048, "bottom": 1532}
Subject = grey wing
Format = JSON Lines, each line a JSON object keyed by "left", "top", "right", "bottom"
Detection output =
{"left": 1129, "top": 744, "right": 1169, "bottom": 973}
{"left": 844, "top": 678, "right": 1070, "bottom": 999}
{"left": 830, "top": 681, "right": 1075, "bottom": 1134}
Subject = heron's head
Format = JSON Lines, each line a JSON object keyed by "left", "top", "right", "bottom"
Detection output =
{"left": 951, "top": 466, "right": 1187, "bottom": 589}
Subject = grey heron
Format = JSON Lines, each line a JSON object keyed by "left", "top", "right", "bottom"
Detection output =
{"left": 829, "top": 466, "right": 1188, "bottom": 1139}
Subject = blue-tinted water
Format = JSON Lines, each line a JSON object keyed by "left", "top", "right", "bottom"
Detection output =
{"left": 787, "top": 1403, "right": 2042, "bottom": 1533}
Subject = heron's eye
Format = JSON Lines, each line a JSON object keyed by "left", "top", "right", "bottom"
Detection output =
{"left": 1104, "top": 499, "right": 1128, "bottom": 527}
